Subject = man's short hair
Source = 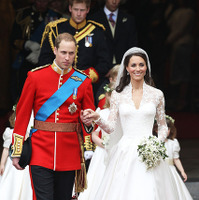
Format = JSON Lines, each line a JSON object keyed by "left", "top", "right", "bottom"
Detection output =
{"left": 68, "top": 0, "right": 91, "bottom": 8}
{"left": 55, "top": 33, "right": 77, "bottom": 49}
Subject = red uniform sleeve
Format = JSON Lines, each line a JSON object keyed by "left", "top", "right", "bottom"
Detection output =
{"left": 12, "top": 72, "right": 35, "bottom": 157}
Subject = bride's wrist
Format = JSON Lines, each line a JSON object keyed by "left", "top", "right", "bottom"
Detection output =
{"left": 94, "top": 116, "right": 101, "bottom": 124}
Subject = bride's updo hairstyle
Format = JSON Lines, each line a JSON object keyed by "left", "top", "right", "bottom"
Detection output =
{"left": 116, "top": 48, "right": 155, "bottom": 93}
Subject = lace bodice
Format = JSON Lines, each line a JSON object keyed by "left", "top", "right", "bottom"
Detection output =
{"left": 96, "top": 82, "right": 168, "bottom": 141}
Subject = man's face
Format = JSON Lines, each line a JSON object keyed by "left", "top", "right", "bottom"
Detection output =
{"left": 105, "top": 0, "right": 120, "bottom": 12}
{"left": 54, "top": 40, "right": 76, "bottom": 70}
{"left": 35, "top": 0, "right": 49, "bottom": 12}
{"left": 69, "top": 2, "right": 89, "bottom": 24}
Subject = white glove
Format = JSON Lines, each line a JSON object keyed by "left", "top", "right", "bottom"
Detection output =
{"left": 84, "top": 150, "right": 94, "bottom": 160}
{"left": 25, "top": 49, "right": 41, "bottom": 64}
{"left": 24, "top": 40, "right": 40, "bottom": 51}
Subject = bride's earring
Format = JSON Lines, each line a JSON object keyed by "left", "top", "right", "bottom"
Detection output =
{"left": 127, "top": 72, "right": 129, "bottom": 75}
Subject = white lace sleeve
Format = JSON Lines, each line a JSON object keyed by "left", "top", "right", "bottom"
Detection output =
{"left": 155, "top": 91, "right": 168, "bottom": 141}
{"left": 96, "top": 90, "right": 119, "bottom": 134}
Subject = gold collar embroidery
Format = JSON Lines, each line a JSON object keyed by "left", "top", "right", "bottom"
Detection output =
{"left": 51, "top": 61, "right": 72, "bottom": 75}
{"left": 69, "top": 18, "right": 86, "bottom": 30}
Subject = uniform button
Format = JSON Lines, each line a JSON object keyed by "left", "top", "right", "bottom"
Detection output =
{"left": 57, "top": 113, "right": 59, "bottom": 116}
{"left": 60, "top": 77, "right": 63, "bottom": 80}
{"left": 60, "top": 82, "right": 63, "bottom": 85}
{"left": 57, "top": 108, "right": 60, "bottom": 111}
{"left": 56, "top": 118, "right": 59, "bottom": 121}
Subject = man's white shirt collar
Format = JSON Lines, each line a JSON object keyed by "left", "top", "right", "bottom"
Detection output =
{"left": 104, "top": 6, "right": 118, "bottom": 21}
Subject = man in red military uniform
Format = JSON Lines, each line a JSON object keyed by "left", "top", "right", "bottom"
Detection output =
{"left": 11, "top": 32, "right": 95, "bottom": 200}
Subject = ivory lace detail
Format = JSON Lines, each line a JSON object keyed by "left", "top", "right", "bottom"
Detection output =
{"left": 96, "top": 82, "right": 168, "bottom": 141}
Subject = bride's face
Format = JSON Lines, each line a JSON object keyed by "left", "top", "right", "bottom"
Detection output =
{"left": 126, "top": 56, "right": 147, "bottom": 82}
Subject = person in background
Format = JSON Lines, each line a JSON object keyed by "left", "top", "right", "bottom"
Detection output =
{"left": 10, "top": 0, "right": 61, "bottom": 104}
{"left": 38, "top": 0, "right": 112, "bottom": 99}
{"left": 49, "top": 0, "right": 70, "bottom": 18}
{"left": 11, "top": 33, "right": 95, "bottom": 200}
{"left": 165, "top": 0, "right": 195, "bottom": 111}
{"left": 97, "top": 64, "right": 120, "bottom": 109}
{"left": 88, "top": 0, "right": 137, "bottom": 103}
{"left": 0, "top": 107, "right": 33, "bottom": 200}
{"left": 154, "top": 115, "right": 193, "bottom": 200}
{"left": 78, "top": 82, "right": 114, "bottom": 200}
{"left": 89, "top": 0, "right": 138, "bottom": 67}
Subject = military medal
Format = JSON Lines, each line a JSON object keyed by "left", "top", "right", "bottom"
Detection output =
{"left": 68, "top": 102, "right": 77, "bottom": 114}
{"left": 73, "top": 88, "right": 77, "bottom": 100}
{"left": 85, "top": 36, "right": 90, "bottom": 47}
{"left": 85, "top": 35, "right": 93, "bottom": 47}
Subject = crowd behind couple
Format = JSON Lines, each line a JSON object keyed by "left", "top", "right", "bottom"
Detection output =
{"left": 0, "top": 0, "right": 195, "bottom": 199}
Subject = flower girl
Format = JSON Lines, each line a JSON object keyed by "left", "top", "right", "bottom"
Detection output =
{"left": 164, "top": 115, "right": 193, "bottom": 200}
{"left": 0, "top": 107, "right": 33, "bottom": 200}
{"left": 154, "top": 115, "right": 193, "bottom": 200}
{"left": 78, "top": 82, "right": 114, "bottom": 200}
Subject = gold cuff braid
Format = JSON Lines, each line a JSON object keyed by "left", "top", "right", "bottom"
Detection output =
{"left": 11, "top": 133, "right": 24, "bottom": 157}
{"left": 84, "top": 135, "right": 93, "bottom": 151}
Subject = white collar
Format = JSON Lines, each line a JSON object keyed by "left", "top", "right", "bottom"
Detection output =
{"left": 104, "top": 6, "right": 118, "bottom": 18}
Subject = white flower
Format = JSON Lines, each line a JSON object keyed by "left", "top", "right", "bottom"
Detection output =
{"left": 137, "top": 136, "right": 168, "bottom": 170}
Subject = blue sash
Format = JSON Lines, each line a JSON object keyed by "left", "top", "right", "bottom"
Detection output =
{"left": 30, "top": 71, "right": 86, "bottom": 136}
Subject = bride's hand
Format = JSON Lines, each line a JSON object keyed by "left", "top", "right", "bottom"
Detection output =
{"left": 80, "top": 109, "right": 100, "bottom": 126}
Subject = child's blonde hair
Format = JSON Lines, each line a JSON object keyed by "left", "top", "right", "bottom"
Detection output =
{"left": 109, "top": 64, "right": 120, "bottom": 81}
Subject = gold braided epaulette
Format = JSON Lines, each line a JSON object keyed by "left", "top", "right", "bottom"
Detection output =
{"left": 87, "top": 20, "right": 106, "bottom": 31}
{"left": 46, "top": 17, "right": 68, "bottom": 28}
{"left": 31, "top": 64, "right": 50, "bottom": 72}
{"left": 73, "top": 68, "right": 89, "bottom": 78}
{"left": 40, "top": 18, "right": 68, "bottom": 47}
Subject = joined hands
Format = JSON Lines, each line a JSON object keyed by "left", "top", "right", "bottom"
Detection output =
{"left": 80, "top": 109, "right": 100, "bottom": 126}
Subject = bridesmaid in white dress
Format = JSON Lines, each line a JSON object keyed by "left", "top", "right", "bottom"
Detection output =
{"left": 164, "top": 115, "right": 193, "bottom": 200}
{"left": 78, "top": 83, "right": 114, "bottom": 200}
{"left": 81, "top": 47, "right": 180, "bottom": 200}
{"left": 0, "top": 110, "right": 33, "bottom": 200}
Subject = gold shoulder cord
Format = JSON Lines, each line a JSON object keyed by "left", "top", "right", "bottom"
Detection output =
{"left": 40, "top": 18, "right": 68, "bottom": 50}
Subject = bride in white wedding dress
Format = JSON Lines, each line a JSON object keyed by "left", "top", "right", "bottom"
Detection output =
{"left": 81, "top": 47, "right": 180, "bottom": 200}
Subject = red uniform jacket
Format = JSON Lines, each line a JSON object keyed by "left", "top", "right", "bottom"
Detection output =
{"left": 12, "top": 64, "right": 95, "bottom": 171}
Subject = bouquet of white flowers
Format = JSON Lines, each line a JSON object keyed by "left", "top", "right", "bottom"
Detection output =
{"left": 137, "top": 136, "right": 168, "bottom": 170}
{"left": 102, "top": 134, "right": 110, "bottom": 147}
